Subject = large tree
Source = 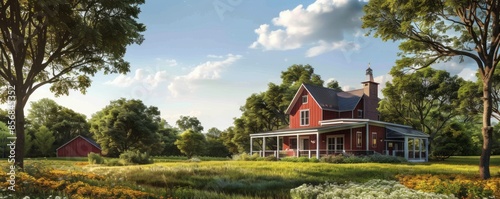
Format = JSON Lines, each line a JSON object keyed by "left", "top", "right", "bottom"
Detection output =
{"left": 379, "top": 68, "right": 463, "bottom": 143}
{"left": 27, "top": 98, "right": 90, "bottom": 149}
{"left": 363, "top": 0, "right": 500, "bottom": 179}
{"left": 176, "top": 116, "right": 204, "bottom": 133}
{"left": 223, "top": 64, "right": 325, "bottom": 153}
{"left": 89, "top": 98, "right": 161, "bottom": 157}
{"left": 0, "top": 0, "right": 145, "bottom": 168}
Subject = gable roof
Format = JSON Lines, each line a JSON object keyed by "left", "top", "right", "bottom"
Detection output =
{"left": 285, "top": 84, "right": 364, "bottom": 114}
{"left": 56, "top": 135, "right": 101, "bottom": 151}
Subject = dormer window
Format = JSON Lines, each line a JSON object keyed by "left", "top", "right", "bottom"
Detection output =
{"left": 300, "top": 110, "right": 309, "bottom": 126}
{"left": 302, "top": 95, "right": 308, "bottom": 104}
{"left": 357, "top": 109, "right": 363, "bottom": 118}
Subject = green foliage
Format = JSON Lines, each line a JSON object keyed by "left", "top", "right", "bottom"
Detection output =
{"left": 33, "top": 126, "right": 56, "bottom": 156}
{"left": 280, "top": 157, "right": 299, "bottom": 162}
{"left": 176, "top": 116, "right": 204, "bottom": 133}
{"left": 0, "top": 122, "right": 11, "bottom": 158}
{"left": 0, "top": 0, "right": 146, "bottom": 168}
{"left": 88, "top": 152, "right": 105, "bottom": 164}
{"left": 431, "top": 123, "right": 475, "bottom": 160}
{"left": 119, "top": 150, "right": 154, "bottom": 165}
{"left": 175, "top": 129, "right": 206, "bottom": 159}
{"left": 89, "top": 98, "right": 162, "bottom": 157}
{"left": 204, "top": 127, "right": 230, "bottom": 157}
{"left": 157, "top": 127, "right": 182, "bottom": 156}
{"left": 362, "top": 0, "right": 500, "bottom": 179}
{"left": 320, "top": 155, "right": 345, "bottom": 163}
{"left": 325, "top": 79, "right": 342, "bottom": 91}
{"left": 297, "top": 157, "right": 309, "bottom": 162}
{"left": 104, "top": 158, "right": 124, "bottom": 166}
{"left": 222, "top": 64, "right": 325, "bottom": 153}
{"left": 27, "top": 98, "right": 91, "bottom": 156}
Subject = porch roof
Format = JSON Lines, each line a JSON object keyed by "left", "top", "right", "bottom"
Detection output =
{"left": 250, "top": 122, "right": 365, "bottom": 138}
{"left": 386, "top": 126, "right": 429, "bottom": 138}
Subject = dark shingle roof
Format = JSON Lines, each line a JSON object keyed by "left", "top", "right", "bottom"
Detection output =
{"left": 56, "top": 135, "right": 101, "bottom": 151}
{"left": 303, "top": 84, "right": 364, "bottom": 111}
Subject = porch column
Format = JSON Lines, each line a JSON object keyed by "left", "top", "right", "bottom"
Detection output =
{"left": 250, "top": 137, "right": 253, "bottom": 155}
{"left": 350, "top": 129, "right": 353, "bottom": 151}
{"left": 425, "top": 138, "right": 429, "bottom": 162}
{"left": 385, "top": 141, "right": 388, "bottom": 155}
{"left": 365, "top": 123, "right": 369, "bottom": 151}
{"left": 404, "top": 136, "right": 409, "bottom": 160}
{"left": 316, "top": 133, "right": 320, "bottom": 159}
{"left": 276, "top": 136, "right": 280, "bottom": 159}
{"left": 296, "top": 134, "right": 299, "bottom": 157}
{"left": 412, "top": 138, "right": 416, "bottom": 159}
{"left": 262, "top": 137, "right": 266, "bottom": 157}
{"left": 419, "top": 138, "right": 422, "bottom": 160}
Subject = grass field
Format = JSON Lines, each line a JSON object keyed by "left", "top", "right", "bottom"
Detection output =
{"left": 0, "top": 156, "right": 499, "bottom": 198}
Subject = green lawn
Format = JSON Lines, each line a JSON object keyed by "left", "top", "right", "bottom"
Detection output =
{"left": 1, "top": 156, "right": 499, "bottom": 198}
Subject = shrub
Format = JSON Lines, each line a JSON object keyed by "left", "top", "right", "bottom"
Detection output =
{"left": 309, "top": 157, "right": 320, "bottom": 163}
{"left": 298, "top": 157, "right": 309, "bottom": 162}
{"left": 119, "top": 150, "right": 154, "bottom": 165}
{"left": 187, "top": 157, "right": 201, "bottom": 162}
{"left": 264, "top": 155, "right": 277, "bottom": 161}
{"left": 88, "top": 152, "right": 105, "bottom": 164}
{"left": 281, "top": 157, "right": 299, "bottom": 162}
{"left": 105, "top": 159, "right": 123, "bottom": 166}
{"left": 320, "top": 155, "right": 344, "bottom": 163}
{"left": 368, "top": 153, "right": 407, "bottom": 163}
{"left": 343, "top": 155, "right": 364, "bottom": 163}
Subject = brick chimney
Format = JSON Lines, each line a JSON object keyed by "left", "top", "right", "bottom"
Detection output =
{"left": 361, "top": 66, "right": 379, "bottom": 120}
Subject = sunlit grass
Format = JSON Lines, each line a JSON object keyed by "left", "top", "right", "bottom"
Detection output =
{"left": 0, "top": 156, "right": 498, "bottom": 198}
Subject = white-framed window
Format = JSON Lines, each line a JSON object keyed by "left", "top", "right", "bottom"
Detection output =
{"left": 300, "top": 110, "right": 309, "bottom": 126}
{"left": 327, "top": 135, "right": 344, "bottom": 153}
{"left": 372, "top": 132, "right": 377, "bottom": 148}
{"left": 356, "top": 131, "right": 362, "bottom": 148}
{"left": 357, "top": 109, "right": 363, "bottom": 118}
{"left": 302, "top": 95, "right": 308, "bottom": 104}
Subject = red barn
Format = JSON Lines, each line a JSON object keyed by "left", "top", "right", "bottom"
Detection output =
{"left": 56, "top": 135, "right": 101, "bottom": 157}
{"left": 250, "top": 67, "right": 430, "bottom": 162}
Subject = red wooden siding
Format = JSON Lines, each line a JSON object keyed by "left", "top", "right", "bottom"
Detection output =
{"left": 322, "top": 110, "right": 338, "bottom": 120}
{"left": 339, "top": 111, "right": 352, "bottom": 118}
{"left": 369, "top": 125, "right": 386, "bottom": 153}
{"left": 353, "top": 98, "right": 364, "bottom": 119}
{"left": 289, "top": 90, "right": 323, "bottom": 128}
{"left": 57, "top": 137, "right": 101, "bottom": 157}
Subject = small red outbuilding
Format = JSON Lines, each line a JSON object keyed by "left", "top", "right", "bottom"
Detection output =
{"left": 56, "top": 135, "right": 101, "bottom": 157}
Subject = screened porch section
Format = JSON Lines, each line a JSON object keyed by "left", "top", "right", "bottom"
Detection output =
{"left": 383, "top": 126, "right": 429, "bottom": 162}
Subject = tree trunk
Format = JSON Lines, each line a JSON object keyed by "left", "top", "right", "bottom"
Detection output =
{"left": 480, "top": 77, "right": 493, "bottom": 179}
{"left": 14, "top": 92, "right": 25, "bottom": 169}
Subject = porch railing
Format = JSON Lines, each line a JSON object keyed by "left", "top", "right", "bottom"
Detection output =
{"left": 253, "top": 150, "right": 375, "bottom": 159}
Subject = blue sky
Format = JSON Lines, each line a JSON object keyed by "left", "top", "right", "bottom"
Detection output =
{"left": 27, "top": 0, "right": 477, "bottom": 131}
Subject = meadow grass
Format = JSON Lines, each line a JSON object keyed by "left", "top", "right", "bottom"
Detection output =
{"left": 0, "top": 156, "right": 498, "bottom": 198}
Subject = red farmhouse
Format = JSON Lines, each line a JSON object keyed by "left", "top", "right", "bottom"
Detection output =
{"left": 250, "top": 67, "right": 429, "bottom": 162}
{"left": 56, "top": 135, "right": 101, "bottom": 157}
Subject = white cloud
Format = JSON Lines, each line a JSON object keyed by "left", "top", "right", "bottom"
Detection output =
{"left": 250, "top": 0, "right": 366, "bottom": 57}
{"left": 155, "top": 58, "right": 178, "bottom": 67}
{"left": 105, "top": 69, "right": 169, "bottom": 88}
{"left": 168, "top": 54, "right": 242, "bottom": 97}
{"left": 306, "top": 40, "right": 360, "bottom": 57}
{"left": 207, "top": 54, "right": 224, "bottom": 59}
{"left": 457, "top": 67, "right": 477, "bottom": 82}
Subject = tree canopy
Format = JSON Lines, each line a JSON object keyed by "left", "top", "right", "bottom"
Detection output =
{"left": 221, "top": 64, "right": 326, "bottom": 153}
{"left": 0, "top": 0, "right": 146, "bottom": 168}
{"left": 363, "top": 0, "right": 500, "bottom": 179}
{"left": 89, "top": 98, "right": 160, "bottom": 157}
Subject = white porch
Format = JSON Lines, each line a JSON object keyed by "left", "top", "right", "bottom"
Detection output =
{"left": 249, "top": 119, "right": 430, "bottom": 162}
